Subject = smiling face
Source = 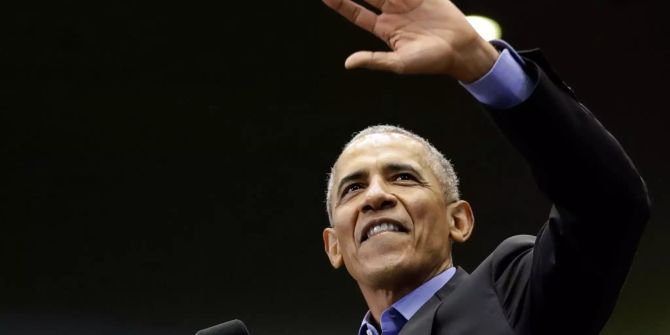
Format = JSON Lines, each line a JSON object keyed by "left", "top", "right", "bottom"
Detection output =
{"left": 323, "top": 133, "right": 474, "bottom": 291}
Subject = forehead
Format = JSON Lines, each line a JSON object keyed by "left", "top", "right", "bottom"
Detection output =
{"left": 334, "top": 133, "right": 431, "bottom": 175}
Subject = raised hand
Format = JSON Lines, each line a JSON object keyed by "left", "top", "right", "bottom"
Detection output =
{"left": 322, "top": 0, "right": 499, "bottom": 82}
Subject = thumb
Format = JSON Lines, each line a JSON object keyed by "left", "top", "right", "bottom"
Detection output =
{"left": 344, "top": 51, "right": 404, "bottom": 73}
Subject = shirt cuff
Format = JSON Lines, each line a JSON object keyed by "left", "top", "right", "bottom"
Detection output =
{"left": 460, "top": 40, "right": 535, "bottom": 109}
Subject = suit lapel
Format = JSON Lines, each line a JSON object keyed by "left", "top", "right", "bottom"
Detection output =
{"left": 398, "top": 267, "right": 469, "bottom": 335}
{"left": 398, "top": 294, "right": 441, "bottom": 335}
{"left": 434, "top": 267, "right": 468, "bottom": 300}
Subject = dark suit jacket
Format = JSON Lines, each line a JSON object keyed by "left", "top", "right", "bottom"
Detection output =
{"left": 398, "top": 50, "right": 650, "bottom": 335}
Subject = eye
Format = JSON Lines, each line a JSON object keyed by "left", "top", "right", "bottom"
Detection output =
{"left": 342, "top": 183, "right": 364, "bottom": 197}
{"left": 394, "top": 173, "right": 416, "bottom": 182}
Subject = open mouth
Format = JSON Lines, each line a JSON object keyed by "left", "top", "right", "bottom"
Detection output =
{"left": 361, "top": 220, "right": 408, "bottom": 243}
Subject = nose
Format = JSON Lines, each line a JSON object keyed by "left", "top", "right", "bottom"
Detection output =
{"left": 361, "top": 178, "right": 397, "bottom": 213}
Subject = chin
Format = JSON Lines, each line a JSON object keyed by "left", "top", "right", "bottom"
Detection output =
{"left": 357, "top": 255, "right": 423, "bottom": 289}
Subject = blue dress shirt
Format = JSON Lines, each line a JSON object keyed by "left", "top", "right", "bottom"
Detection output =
{"left": 357, "top": 41, "right": 535, "bottom": 335}
{"left": 358, "top": 267, "right": 457, "bottom": 335}
{"left": 461, "top": 40, "right": 535, "bottom": 109}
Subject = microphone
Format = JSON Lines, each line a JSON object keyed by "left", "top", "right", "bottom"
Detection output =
{"left": 195, "top": 319, "right": 250, "bottom": 335}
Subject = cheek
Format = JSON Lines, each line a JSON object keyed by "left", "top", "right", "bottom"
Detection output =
{"left": 332, "top": 203, "right": 358, "bottom": 229}
{"left": 331, "top": 206, "right": 359, "bottom": 251}
{"left": 404, "top": 193, "right": 443, "bottom": 221}
{"left": 405, "top": 195, "right": 449, "bottom": 242}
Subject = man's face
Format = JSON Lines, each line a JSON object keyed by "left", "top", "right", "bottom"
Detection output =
{"left": 324, "top": 133, "right": 464, "bottom": 289}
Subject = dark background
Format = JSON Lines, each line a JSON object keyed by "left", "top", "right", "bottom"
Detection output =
{"left": 2, "top": 1, "right": 668, "bottom": 334}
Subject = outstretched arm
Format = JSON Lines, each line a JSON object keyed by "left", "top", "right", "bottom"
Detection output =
{"left": 322, "top": 0, "right": 499, "bottom": 82}
{"left": 485, "top": 53, "right": 650, "bottom": 334}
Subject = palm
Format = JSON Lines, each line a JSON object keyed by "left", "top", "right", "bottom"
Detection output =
{"left": 323, "top": 0, "right": 496, "bottom": 81}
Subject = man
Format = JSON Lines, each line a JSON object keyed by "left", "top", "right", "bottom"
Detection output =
{"left": 321, "top": 0, "right": 650, "bottom": 334}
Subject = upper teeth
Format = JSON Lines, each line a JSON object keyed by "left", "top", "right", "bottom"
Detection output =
{"left": 367, "top": 222, "right": 400, "bottom": 239}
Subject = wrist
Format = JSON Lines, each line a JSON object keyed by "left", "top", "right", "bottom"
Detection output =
{"left": 460, "top": 42, "right": 536, "bottom": 109}
{"left": 454, "top": 39, "right": 500, "bottom": 83}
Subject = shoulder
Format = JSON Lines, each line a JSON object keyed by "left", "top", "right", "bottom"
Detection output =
{"left": 491, "top": 235, "right": 535, "bottom": 260}
{"left": 481, "top": 234, "right": 535, "bottom": 279}
{"left": 469, "top": 235, "right": 537, "bottom": 330}
{"left": 474, "top": 234, "right": 536, "bottom": 295}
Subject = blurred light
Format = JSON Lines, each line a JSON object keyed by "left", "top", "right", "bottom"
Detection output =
{"left": 466, "top": 15, "right": 502, "bottom": 41}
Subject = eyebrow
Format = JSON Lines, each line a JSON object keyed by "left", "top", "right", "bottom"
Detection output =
{"left": 335, "top": 163, "right": 424, "bottom": 196}
{"left": 336, "top": 170, "right": 368, "bottom": 196}
{"left": 383, "top": 163, "right": 423, "bottom": 177}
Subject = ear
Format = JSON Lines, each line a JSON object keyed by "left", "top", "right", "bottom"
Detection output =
{"left": 323, "top": 227, "right": 344, "bottom": 269}
{"left": 447, "top": 200, "right": 475, "bottom": 243}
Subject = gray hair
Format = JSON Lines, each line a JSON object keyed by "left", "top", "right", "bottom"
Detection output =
{"left": 325, "top": 125, "right": 460, "bottom": 222}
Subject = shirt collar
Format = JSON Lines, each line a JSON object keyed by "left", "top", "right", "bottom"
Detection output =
{"left": 392, "top": 267, "right": 456, "bottom": 320}
{"left": 358, "top": 267, "right": 456, "bottom": 335}
{"left": 358, "top": 311, "right": 376, "bottom": 335}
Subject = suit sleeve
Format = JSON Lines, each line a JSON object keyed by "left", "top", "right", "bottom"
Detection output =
{"left": 484, "top": 50, "right": 651, "bottom": 335}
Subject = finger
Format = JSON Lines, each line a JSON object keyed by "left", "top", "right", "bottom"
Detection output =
{"left": 366, "top": 0, "right": 421, "bottom": 14}
{"left": 345, "top": 51, "right": 404, "bottom": 73}
{"left": 362, "top": 0, "right": 386, "bottom": 10}
{"left": 322, "top": 0, "right": 378, "bottom": 33}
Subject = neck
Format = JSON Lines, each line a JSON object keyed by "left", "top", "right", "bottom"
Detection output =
{"left": 358, "top": 260, "right": 453, "bottom": 324}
